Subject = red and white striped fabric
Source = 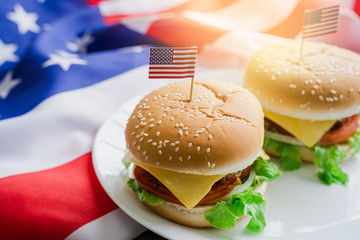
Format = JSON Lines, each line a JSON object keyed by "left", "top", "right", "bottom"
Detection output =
{"left": 1, "top": 0, "right": 360, "bottom": 239}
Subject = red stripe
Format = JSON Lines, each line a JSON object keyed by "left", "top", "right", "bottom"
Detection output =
{"left": 303, "top": 29, "right": 337, "bottom": 38}
{"left": 0, "top": 153, "right": 118, "bottom": 239}
{"left": 172, "top": 57, "right": 196, "bottom": 61}
{"left": 355, "top": 0, "right": 360, "bottom": 16}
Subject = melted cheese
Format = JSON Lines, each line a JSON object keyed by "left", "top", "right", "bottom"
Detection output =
{"left": 132, "top": 159, "right": 225, "bottom": 209}
{"left": 264, "top": 110, "right": 336, "bottom": 147}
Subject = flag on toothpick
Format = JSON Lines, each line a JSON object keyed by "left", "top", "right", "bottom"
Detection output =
{"left": 149, "top": 46, "right": 198, "bottom": 101}
{"left": 148, "top": 46, "right": 197, "bottom": 79}
{"left": 299, "top": 5, "right": 339, "bottom": 59}
{"left": 302, "top": 5, "right": 340, "bottom": 38}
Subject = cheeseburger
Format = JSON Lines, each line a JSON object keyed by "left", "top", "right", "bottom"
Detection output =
{"left": 244, "top": 41, "right": 360, "bottom": 185}
{"left": 124, "top": 80, "right": 280, "bottom": 232}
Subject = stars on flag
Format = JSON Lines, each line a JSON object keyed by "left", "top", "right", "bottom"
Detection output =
{"left": 42, "top": 51, "right": 87, "bottom": 71}
{"left": 66, "top": 32, "right": 95, "bottom": 54}
{"left": 6, "top": 4, "right": 40, "bottom": 35}
{"left": 0, "top": 71, "right": 21, "bottom": 99}
{"left": 0, "top": 39, "right": 19, "bottom": 66}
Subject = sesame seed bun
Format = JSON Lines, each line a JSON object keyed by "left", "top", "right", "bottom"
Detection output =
{"left": 143, "top": 181, "right": 267, "bottom": 228}
{"left": 244, "top": 41, "right": 360, "bottom": 120}
{"left": 125, "top": 80, "right": 264, "bottom": 175}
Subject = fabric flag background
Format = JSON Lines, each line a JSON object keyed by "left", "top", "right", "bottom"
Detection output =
{"left": 0, "top": 0, "right": 360, "bottom": 239}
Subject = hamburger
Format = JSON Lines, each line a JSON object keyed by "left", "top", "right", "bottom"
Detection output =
{"left": 124, "top": 80, "right": 280, "bottom": 232}
{"left": 244, "top": 41, "right": 360, "bottom": 185}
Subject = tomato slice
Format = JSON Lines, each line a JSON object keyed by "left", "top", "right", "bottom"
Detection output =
{"left": 320, "top": 114, "right": 359, "bottom": 144}
{"left": 133, "top": 166, "right": 251, "bottom": 207}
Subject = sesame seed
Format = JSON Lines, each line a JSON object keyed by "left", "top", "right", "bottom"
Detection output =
{"left": 211, "top": 163, "right": 215, "bottom": 168}
{"left": 178, "top": 129, "right": 183, "bottom": 136}
{"left": 152, "top": 142, "right": 157, "bottom": 146}
{"left": 180, "top": 123, "right": 184, "bottom": 128}
{"left": 311, "top": 90, "right": 316, "bottom": 95}
{"left": 145, "top": 156, "right": 149, "bottom": 161}
{"left": 147, "top": 139, "right": 152, "bottom": 143}
{"left": 170, "top": 116, "right": 174, "bottom": 121}
{"left": 175, "top": 123, "right": 179, "bottom": 128}
{"left": 194, "top": 133, "right": 199, "bottom": 138}
{"left": 207, "top": 162, "right": 211, "bottom": 167}
{"left": 148, "top": 113, "right": 151, "bottom": 117}
{"left": 179, "top": 157, "right": 183, "bottom": 162}
{"left": 169, "top": 156, "right": 172, "bottom": 161}
{"left": 171, "top": 143, "right": 176, "bottom": 147}
{"left": 188, "top": 142, "right": 192, "bottom": 148}
{"left": 137, "top": 146, "right": 141, "bottom": 151}
{"left": 139, "top": 137, "right": 144, "bottom": 142}
{"left": 143, "top": 151, "right": 147, "bottom": 156}
{"left": 158, "top": 120, "right": 162, "bottom": 124}
{"left": 135, "top": 125, "right": 139, "bottom": 129}
{"left": 155, "top": 162, "right": 160, "bottom": 165}
{"left": 157, "top": 145, "right": 162, "bottom": 149}
{"left": 131, "top": 132, "right": 135, "bottom": 136}
{"left": 133, "top": 141, "right": 137, "bottom": 146}
{"left": 301, "top": 90, "right": 305, "bottom": 95}
{"left": 156, "top": 131, "right": 160, "bottom": 136}
{"left": 271, "top": 75, "right": 276, "bottom": 80}
{"left": 149, "top": 118, "right": 154, "bottom": 122}
{"left": 175, "top": 141, "right": 180, "bottom": 144}
{"left": 158, "top": 150, "right": 162, "bottom": 155}
{"left": 175, "top": 147, "right": 179, "bottom": 152}
{"left": 206, "top": 147, "right": 211, "bottom": 153}
{"left": 319, "top": 95, "right": 324, "bottom": 101}
{"left": 313, "top": 85, "right": 319, "bottom": 90}
{"left": 340, "top": 94, "right": 344, "bottom": 100}
{"left": 185, "top": 131, "right": 189, "bottom": 136}
{"left": 187, "top": 156, "right": 191, "bottom": 160}
{"left": 330, "top": 89, "right": 337, "bottom": 94}
{"left": 162, "top": 114, "right": 166, "bottom": 118}
{"left": 197, "top": 146, "right": 201, "bottom": 152}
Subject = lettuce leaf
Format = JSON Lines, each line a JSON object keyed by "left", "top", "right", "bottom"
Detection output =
{"left": 205, "top": 187, "right": 266, "bottom": 233}
{"left": 348, "top": 131, "right": 360, "bottom": 157}
{"left": 313, "top": 145, "right": 348, "bottom": 185}
{"left": 253, "top": 157, "right": 281, "bottom": 187}
{"left": 264, "top": 137, "right": 302, "bottom": 171}
{"left": 127, "top": 179, "right": 165, "bottom": 206}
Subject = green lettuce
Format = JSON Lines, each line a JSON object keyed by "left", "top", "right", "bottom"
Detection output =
{"left": 264, "top": 130, "right": 360, "bottom": 185}
{"left": 348, "top": 131, "right": 360, "bottom": 157}
{"left": 264, "top": 136, "right": 302, "bottom": 171}
{"left": 205, "top": 157, "right": 281, "bottom": 233}
{"left": 253, "top": 157, "right": 282, "bottom": 187}
{"left": 205, "top": 187, "right": 266, "bottom": 233}
{"left": 127, "top": 179, "right": 165, "bottom": 206}
{"left": 313, "top": 145, "right": 348, "bottom": 185}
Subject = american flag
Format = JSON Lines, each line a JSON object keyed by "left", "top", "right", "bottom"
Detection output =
{"left": 148, "top": 47, "right": 197, "bottom": 79}
{"left": 302, "top": 5, "right": 340, "bottom": 38}
{"left": 0, "top": 0, "right": 359, "bottom": 239}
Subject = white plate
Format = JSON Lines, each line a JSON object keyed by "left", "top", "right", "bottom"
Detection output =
{"left": 92, "top": 81, "right": 360, "bottom": 240}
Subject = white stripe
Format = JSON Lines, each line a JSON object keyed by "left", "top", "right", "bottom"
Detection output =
{"left": 99, "top": 0, "right": 189, "bottom": 16}
{"left": 304, "top": 19, "right": 338, "bottom": 29}
{"left": 66, "top": 209, "right": 146, "bottom": 240}
{"left": 0, "top": 65, "right": 169, "bottom": 178}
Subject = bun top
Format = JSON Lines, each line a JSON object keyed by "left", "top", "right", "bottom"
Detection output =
{"left": 125, "top": 80, "right": 264, "bottom": 175}
{"left": 244, "top": 41, "right": 360, "bottom": 120}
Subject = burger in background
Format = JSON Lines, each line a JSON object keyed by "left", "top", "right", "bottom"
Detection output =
{"left": 124, "top": 80, "right": 280, "bottom": 232}
{"left": 244, "top": 40, "right": 360, "bottom": 185}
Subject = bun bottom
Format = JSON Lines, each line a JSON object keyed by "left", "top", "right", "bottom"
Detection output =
{"left": 143, "top": 181, "right": 268, "bottom": 228}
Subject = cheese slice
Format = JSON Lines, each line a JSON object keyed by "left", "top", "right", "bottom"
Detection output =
{"left": 132, "top": 159, "right": 225, "bottom": 209}
{"left": 264, "top": 110, "right": 336, "bottom": 147}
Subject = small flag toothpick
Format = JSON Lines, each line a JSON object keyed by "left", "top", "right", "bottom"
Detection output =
{"left": 149, "top": 46, "right": 198, "bottom": 101}
{"left": 300, "top": 5, "right": 340, "bottom": 59}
